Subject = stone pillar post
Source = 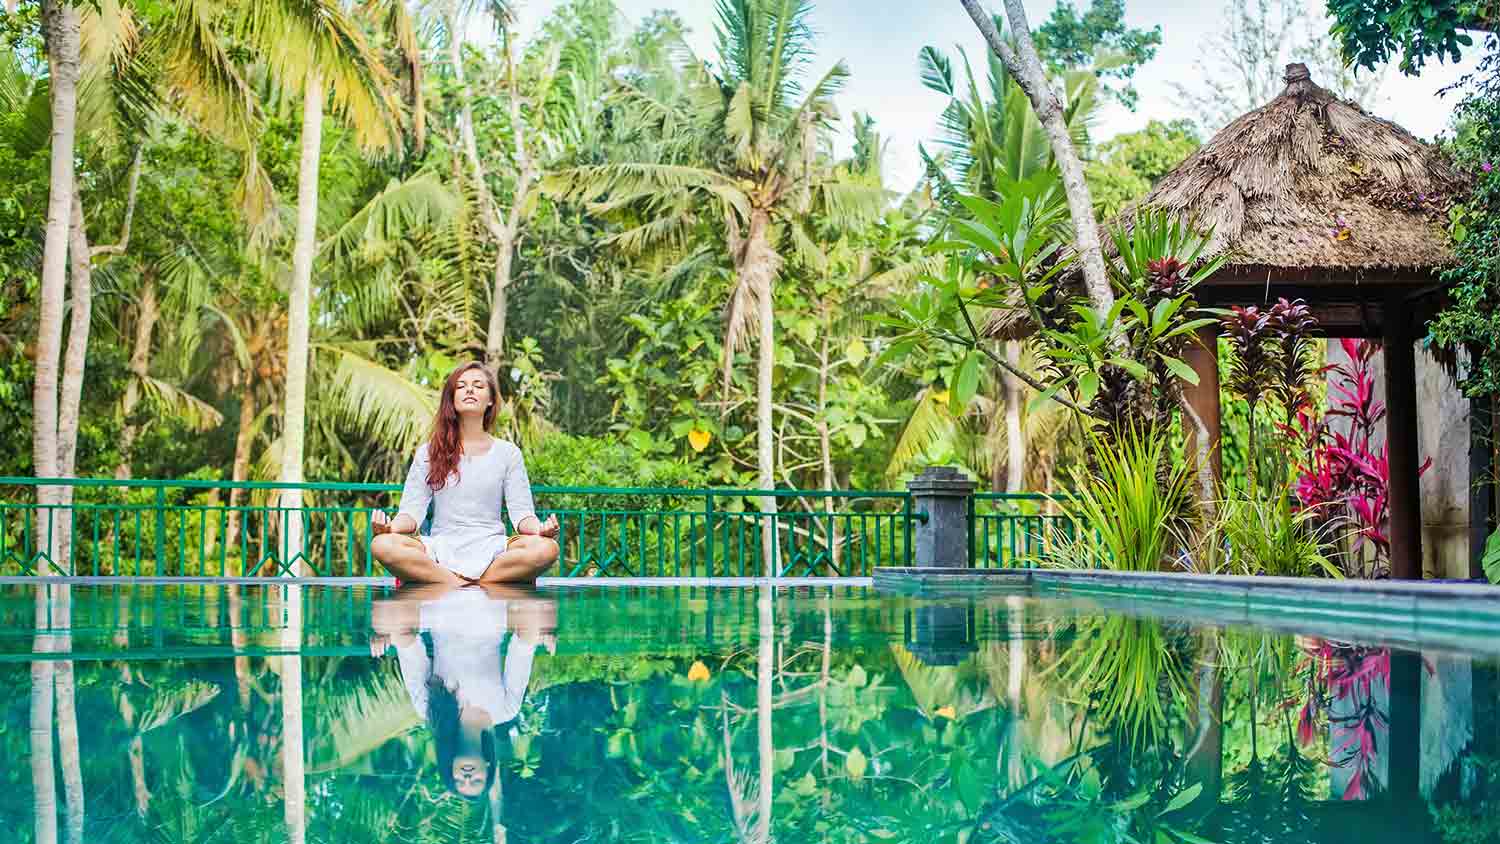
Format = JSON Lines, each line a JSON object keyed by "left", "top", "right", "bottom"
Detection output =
{"left": 907, "top": 466, "right": 977, "bottom": 567}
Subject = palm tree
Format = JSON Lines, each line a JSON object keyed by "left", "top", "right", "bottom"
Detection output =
{"left": 32, "top": 0, "right": 82, "bottom": 568}
{"left": 550, "top": 0, "right": 884, "bottom": 575}
{"left": 268, "top": 0, "right": 408, "bottom": 575}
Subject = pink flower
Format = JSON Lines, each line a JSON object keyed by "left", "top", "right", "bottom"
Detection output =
{"left": 1483, "top": 161, "right": 1494, "bottom": 173}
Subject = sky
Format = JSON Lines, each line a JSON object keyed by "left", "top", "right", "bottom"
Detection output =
{"left": 510, "top": 0, "right": 1487, "bottom": 192}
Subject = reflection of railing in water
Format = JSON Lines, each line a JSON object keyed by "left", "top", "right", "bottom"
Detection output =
{"left": 2, "top": 477, "right": 938, "bottom": 578}
{"left": 0, "top": 583, "right": 1054, "bottom": 661}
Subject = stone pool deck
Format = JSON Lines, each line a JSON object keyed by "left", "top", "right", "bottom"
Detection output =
{"left": 873, "top": 567, "right": 1500, "bottom": 654}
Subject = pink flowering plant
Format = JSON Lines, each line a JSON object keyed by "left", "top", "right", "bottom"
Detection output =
{"left": 1285, "top": 339, "right": 1431, "bottom": 578}
{"left": 1290, "top": 638, "right": 1391, "bottom": 800}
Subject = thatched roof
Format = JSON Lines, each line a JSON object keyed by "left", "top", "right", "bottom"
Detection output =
{"left": 1137, "top": 62, "right": 1463, "bottom": 272}
{"left": 983, "top": 63, "right": 1467, "bottom": 341}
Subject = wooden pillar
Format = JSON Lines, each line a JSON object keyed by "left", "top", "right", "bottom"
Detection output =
{"left": 1183, "top": 325, "right": 1223, "bottom": 483}
{"left": 1384, "top": 295, "right": 1423, "bottom": 580}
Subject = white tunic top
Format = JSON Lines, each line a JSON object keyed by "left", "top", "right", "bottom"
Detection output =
{"left": 396, "top": 436, "right": 538, "bottom": 579}
{"left": 393, "top": 589, "right": 536, "bottom": 726}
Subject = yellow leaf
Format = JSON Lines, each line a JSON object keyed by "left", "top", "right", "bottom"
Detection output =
{"left": 687, "top": 428, "right": 712, "bottom": 452}
{"left": 687, "top": 660, "right": 711, "bottom": 682}
{"left": 846, "top": 338, "right": 868, "bottom": 366}
{"left": 844, "top": 745, "right": 868, "bottom": 780}
{"left": 935, "top": 705, "right": 957, "bottom": 720}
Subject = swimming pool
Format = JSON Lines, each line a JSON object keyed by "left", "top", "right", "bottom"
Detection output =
{"left": 4, "top": 582, "right": 1497, "bottom": 843}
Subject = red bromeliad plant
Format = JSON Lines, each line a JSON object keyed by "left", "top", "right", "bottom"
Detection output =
{"left": 1287, "top": 339, "right": 1430, "bottom": 578}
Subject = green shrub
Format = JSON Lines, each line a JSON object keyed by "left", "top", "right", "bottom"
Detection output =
{"left": 1041, "top": 427, "right": 1192, "bottom": 571}
{"left": 1215, "top": 489, "right": 1339, "bottom": 578}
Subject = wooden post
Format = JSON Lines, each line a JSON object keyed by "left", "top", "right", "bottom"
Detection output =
{"left": 1183, "top": 325, "right": 1223, "bottom": 483}
{"left": 1384, "top": 295, "right": 1423, "bottom": 580}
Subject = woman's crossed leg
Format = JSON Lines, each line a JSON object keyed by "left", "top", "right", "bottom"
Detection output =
{"left": 370, "top": 533, "right": 463, "bottom": 585}
{"left": 474, "top": 535, "right": 559, "bottom": 583}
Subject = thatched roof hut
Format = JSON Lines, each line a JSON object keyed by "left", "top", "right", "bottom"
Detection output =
{"left": 1138, "top": 62, "right": 1462, "bottom": 276}
{"left": 984, "top": 62, "right": 1467, "bottom": 340}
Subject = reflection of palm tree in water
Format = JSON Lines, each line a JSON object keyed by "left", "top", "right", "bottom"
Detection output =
{"left": 372, "top": 584, "right": 557, "bottom": 814}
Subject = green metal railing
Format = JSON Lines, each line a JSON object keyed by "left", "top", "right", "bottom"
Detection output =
{"left": 1, "top": 477, "right": 923, "bottom": 579}
{"left": 970, "top": 492, "right": 1074, "bottom": 568}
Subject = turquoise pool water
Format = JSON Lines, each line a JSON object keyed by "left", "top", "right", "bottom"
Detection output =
{"left": 3, "top": 582, "right": 1498, "bottom": 843}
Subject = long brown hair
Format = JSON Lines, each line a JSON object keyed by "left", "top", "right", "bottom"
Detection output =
{"left": 426, "top": 361, "right": 499, "bottom": 490}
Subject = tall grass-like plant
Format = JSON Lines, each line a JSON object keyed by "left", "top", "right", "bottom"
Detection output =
{"left": 1049, "top": 615, "right": 1191, "bottom": 751}
{"left": 1041, "top": 427, "right": 1193, "bottom": 571}
{"left": 1216, "top": 490, "right": 1341, "bottom": 578}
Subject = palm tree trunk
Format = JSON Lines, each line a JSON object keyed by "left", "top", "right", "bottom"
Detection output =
{"left": 228, "top": 584, "right": 252, "bottom": 710}
{"left": 818, "top": 326, "right": 840, "bottom": 573}
{"left": 1003, "top": 341, "right": 1025, "bottom": 493}
{"left": 115, "top": 275, "right": 158, "bottom": 479}
{"left": 31, "top": 587, "right": 58, "bottom": 844}
{"left": 959, "top": 0, "right": 1115, "bottom": 323}
{"left": 744, "top": 211, "right": 780, "bottom": 578}
{"left": 49, "top": 195, "right": 94, "bottom": 576}
{"left": 279, "top": 73, "right": 325, "bottom": 577}
{"left": 33, "top": 0, "right": 81, "bottom": 561}
{"left": 486, "top": 233, "right": 513, "bottom": 373}
{"left": 227, "top": 386, "right": 255, "bottom": 572}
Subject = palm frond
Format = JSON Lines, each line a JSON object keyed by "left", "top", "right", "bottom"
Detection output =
{"left": 130, "top": 679, "right": 221, "bottom": 733}
{"left": 601, "top": 209, "right": 695, "bottom": 255}
{"left": 885, "top": 387, "right": 958, "bottom": 483}
{"left": 317, "top": 343, "right": 438, "bottom": 454}
{"left": 139, "top": 375, "right": 224, "bottom": 431}
{"left": 866, "top": 253, "right": 944, "bottom": 295}
{"left": 201, "top": 303, "right": 252, "bottom": 372}
{"left": 918, "top": 45, "right": 954, "bottom": 96}
{"left": 0, "top": 51, "right": 32, "bottom": 113}
{"left": 320, "top": 171, "right": 459, "bottom": 265}
{"left": 307, "top": 665, "right": 421, "bottom": 772}
{"left": 547, "top": 163, "right": 747, "bottom": 220}
{"left": 241, "top": 0, "right": 401, "bottom": 152}
{"left": 157, "top": 0, "right": 259, "bottom": 142}
{"left": 814, "top": 181, "right": 887, "bottom": 228}
{"left": 788, "top": 218, "right": 826, "bottom": 273}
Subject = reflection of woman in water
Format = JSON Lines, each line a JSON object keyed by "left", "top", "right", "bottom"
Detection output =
{"left": 371, "top": 584, "right": 556, "bottom": 799}
{"left": 371, "top": 360, "right": 559, "bottom": 584}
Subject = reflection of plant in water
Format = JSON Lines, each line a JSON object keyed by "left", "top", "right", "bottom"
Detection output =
{"left": 1430, "top": 756, "right": 1500, "bottom": 844}
{"left": 1049, "top": 615, "right": 1192, "bottom": 751}
{"left": 1291, "top": 638, "right": 1391, "bottom": 800}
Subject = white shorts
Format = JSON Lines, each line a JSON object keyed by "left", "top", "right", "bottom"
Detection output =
{"left": 417, "top": 532, "right": 521, "bottom": 580}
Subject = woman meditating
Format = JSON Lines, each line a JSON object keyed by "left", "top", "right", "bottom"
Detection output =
{"left": 371, "top": 361, "right": 559, "bottom": 584}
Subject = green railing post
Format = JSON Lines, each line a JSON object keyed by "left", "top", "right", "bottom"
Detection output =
{"left": 704, "top": 493, "right": 715, "bottom": 579}
{"left": 154, "top": 486, "right": 167, "bottom": 574}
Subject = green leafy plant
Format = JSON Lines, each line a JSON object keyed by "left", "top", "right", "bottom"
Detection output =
{"left": 1215, "top": 488, "right": 1341, "bottom": 578}
{"left": 1040, "top": 426, "right": 1193, "bottom": 571}
{"left": 1482, "top": 527, "right": 1500, "bottom": 584}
